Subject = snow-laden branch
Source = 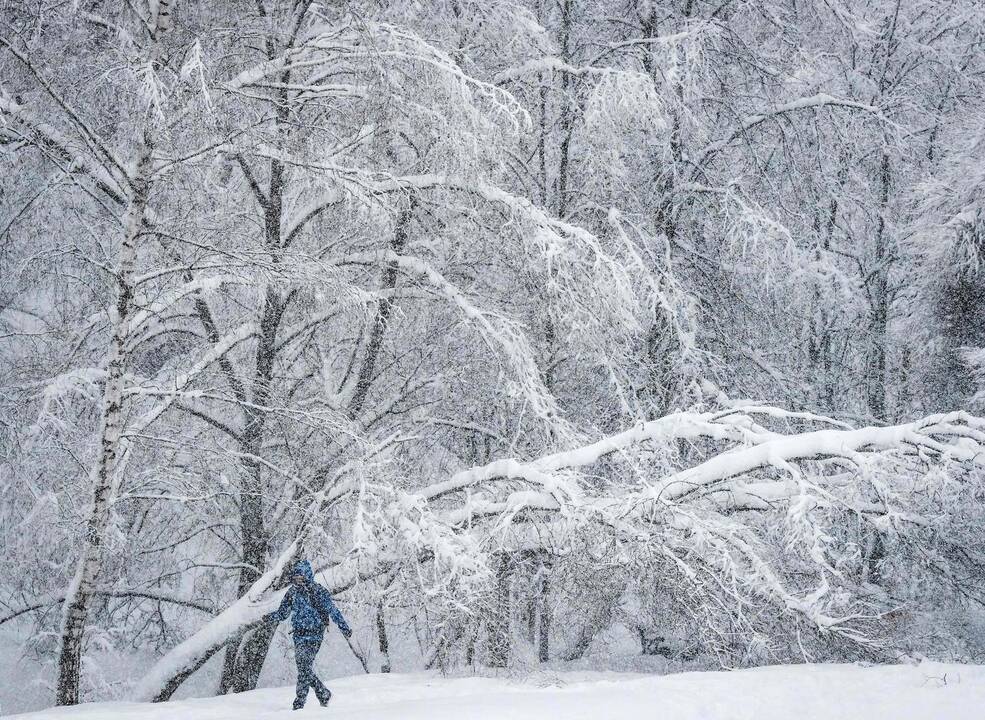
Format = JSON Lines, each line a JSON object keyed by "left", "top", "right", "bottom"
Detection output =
{"left": 0, "top": 90, "right": 127, "bottom": 204}
{"left": 493, "top": 26, "right": 709, "bottom": 83}
{"left": 695, "top": 94, "right": 880, "bottom": 166}
{"left": 652, "top": 412, "right": 985, "bottom": 503}
{"left": 126, "top": 275, "right": 250, "bottom": 338}
{"left": 324, "top": 247, "right": 564, "bottom": 433}
{"left": 419, "top": 412, "right": 747, "bottom": 503}
{"left": 0, "top": 35, "right": 131, "bottom": 187}
{"left": 226, "top": 20, "right": 528, "bottom": 129}
{"left": 125, "top": 321, "right": 257, "bottom": 436}
{"left": 282, "top": 189, "right": 344, "bottom": 247}
{"left": 410, "top": 408, "right": 985, "bottom": 639}
{"left": 494, "top": 57, "right": 620, "bottom": 83}
{"left": 271, "top": 164, "right": 689, "bottom": 428}
{"left": 135, "top": 404, "right": 985, "bottom": 701}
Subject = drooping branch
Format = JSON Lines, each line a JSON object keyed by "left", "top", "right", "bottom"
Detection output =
{"left": 136, "top": 406, "right": 985, "bottom": 701}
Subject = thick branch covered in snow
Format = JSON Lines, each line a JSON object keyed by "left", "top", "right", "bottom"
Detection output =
{"left": 132, "top": 543, "right": 298, "bottom": 702}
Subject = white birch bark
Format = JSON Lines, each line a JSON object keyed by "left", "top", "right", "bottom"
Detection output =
{"left": 56, "top": 136, "right": 154, "bottom": 705}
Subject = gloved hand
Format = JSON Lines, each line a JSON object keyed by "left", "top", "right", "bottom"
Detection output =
{"left": 341, "top": 626, "right": 352, "bottom": 639}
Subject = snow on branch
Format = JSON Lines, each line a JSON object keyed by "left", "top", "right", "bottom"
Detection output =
{"left": 125, "top": 274, "right": 251, "bottom": 338}
{"left": 324, "top": 247, "right": 568, "bottom": 437}
{"left": 695, "top": 94, "right": 880, "bottom": 166}
{"left": 0, "top": 588, "right": 215, "bottom": 627}
{"left": 125, "top": 321, "right": 258, "bottom": 436}
{"left": 408, "top": 408, "right": 985, "bottom": 640}
{"left": 226, "top": 20, "right": 528, "bottom": 130}
{"left": 493, "top": 26, "right": 710, "bottom": 84}
{"left": 0, "top": 35, "right": 131, "bottom": 185}
{"left": 0, "top": 90, "right": 128, "bottom": 204}
{"left": 135, "top": 405, "right": 985, "bottom": 699}
{"left": 311, "top": 168, "right": 695, "bottom": 409}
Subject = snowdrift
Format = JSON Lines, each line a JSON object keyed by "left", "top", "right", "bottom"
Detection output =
{"left": 8, "top": 663, "right": 985, "bottom": 720}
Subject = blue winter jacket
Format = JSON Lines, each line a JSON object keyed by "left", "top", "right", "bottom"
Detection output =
{"left": 264, "top": 560, "right": 351, "bottom": 640}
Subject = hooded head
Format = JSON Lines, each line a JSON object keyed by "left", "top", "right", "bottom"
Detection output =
{"left": 292, "top": 560, "right": 314, "bottom": 584}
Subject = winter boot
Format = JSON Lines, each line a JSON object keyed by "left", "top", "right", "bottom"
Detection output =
{"left": 317, "top": 688, "right": 332, "bottom": 707}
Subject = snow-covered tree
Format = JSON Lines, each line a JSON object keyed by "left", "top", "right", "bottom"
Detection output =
{"left": 3, "top": 0, "right": 985, "bottom": 712}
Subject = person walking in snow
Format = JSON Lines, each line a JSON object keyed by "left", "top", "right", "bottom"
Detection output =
{"left": 263, "top": 559, "right": 352, "bottom": 710}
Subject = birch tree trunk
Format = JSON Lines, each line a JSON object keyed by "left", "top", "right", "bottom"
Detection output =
{"left": 56, "top": 136, "right": 154, "bottom": 706}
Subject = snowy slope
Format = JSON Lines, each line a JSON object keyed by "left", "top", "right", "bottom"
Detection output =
{"left": 7, "top": 663, "right": 985, "bottom": 720}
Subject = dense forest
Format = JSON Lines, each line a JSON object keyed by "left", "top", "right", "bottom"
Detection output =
{"left": 2, "top": 0, "right": 985, "bottom": 712}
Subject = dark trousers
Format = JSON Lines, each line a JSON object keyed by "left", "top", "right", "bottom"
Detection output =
{"left": 293, "top": 633, "right": 330, "bottom": 708}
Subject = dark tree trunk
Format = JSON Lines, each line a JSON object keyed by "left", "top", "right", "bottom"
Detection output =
{"left": 465, "top": 621, "right": 477, "bottom": 667}
{"left": 56, "top": 137, "right": 154, "bottom": 706}
{"left": 348, "top": 203, "right": 413, "bottom": 418}
{"left": 808, "top": 178, "right": 840, "bottom": 412}
{"left": 638, "top": 627, "right": 671, "bottom": 656}
{"left": 867, "top": 151, "right": 892, "bottom": 422}
{"left": 377, "top": 602, "right": 391, "bottom": 673}
{"left": 487, "top": 554, "right": 512, "bottom": 668}
{"left": 219, "top": 289, "right": 282, "bottom": 694}
{"left": 537, "top": 571, "right": 550, "bottom": 663}
{"left": 555, "top": 0, "right": 574, "bottom": 222}
{"left": 526, "top": 593, "right": 537, "bottom": 645}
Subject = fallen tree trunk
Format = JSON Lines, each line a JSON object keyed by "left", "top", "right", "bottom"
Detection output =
{"left": 135, "top": 541, "right": 389, "bottom": 702}
{"left": 133, "top": 543, "right": 297, "bottom": 702}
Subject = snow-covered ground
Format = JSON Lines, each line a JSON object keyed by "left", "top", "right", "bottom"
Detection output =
{"left": 7, "top": 663, "right": 985, "bottom": 720}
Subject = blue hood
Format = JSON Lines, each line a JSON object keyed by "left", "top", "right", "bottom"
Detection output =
{"left": 294, "top": 560, "right": 314, "bottom": 583}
